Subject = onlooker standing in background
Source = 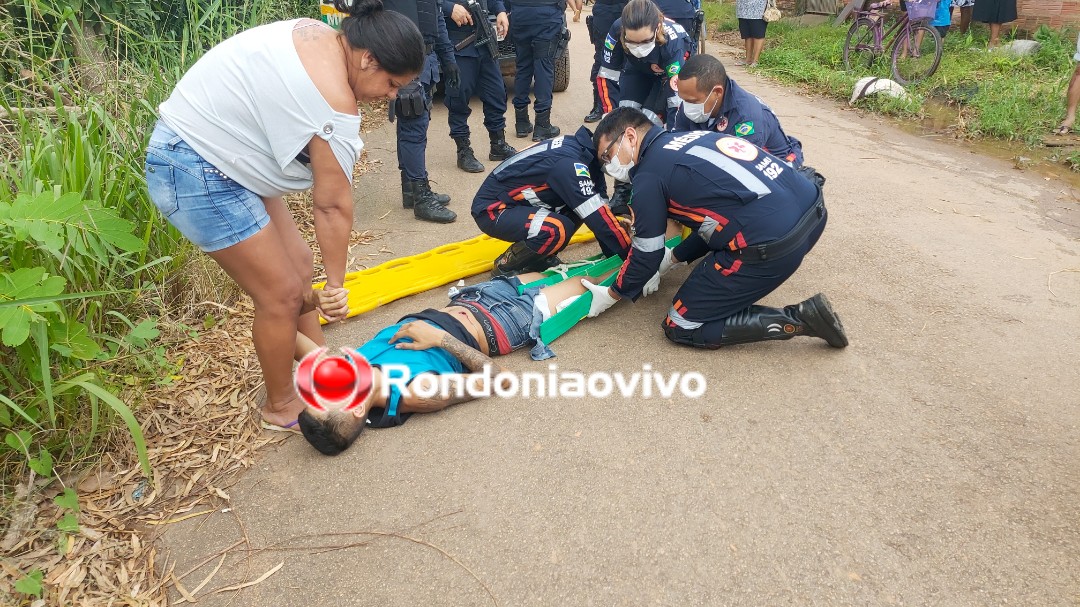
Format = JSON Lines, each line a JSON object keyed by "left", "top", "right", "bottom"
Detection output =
{"left": 931, "top": 0, "right": 951, "bottom": 38}
{"left": 972, "top": 0, "right": 1015, "bottom": 48}
{"left": 951, "top": 0, "right": 974, "bottom": 35}
{"left": 1054, "top": 34, "right": 1080, "bottom": 135}
{"left": 734, "top": 0, "right": 767, "bottom": 67}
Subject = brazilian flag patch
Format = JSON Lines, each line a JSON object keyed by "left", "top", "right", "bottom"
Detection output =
{"left": 666, "top": 62, "right": 681, "bottom": 77}
{"left": 735, "top": 121, "right": 755, "bottom": 137}
{"left": 604, "top": 35, "right": 616, "bottom": 50}
{"left": 574, "top": 162, "right": 591, "bottom": 177}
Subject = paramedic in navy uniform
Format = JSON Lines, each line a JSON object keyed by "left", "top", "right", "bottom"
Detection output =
{"left": 585, "top": 107, "right": 849, "bottom": 350}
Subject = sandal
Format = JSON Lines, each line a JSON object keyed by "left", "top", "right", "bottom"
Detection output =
{"left": 733, "top": 60, "right": 748, "bottom": 66}
{"left": 1052, "top": 124, "right": 1073, "bottom": 136}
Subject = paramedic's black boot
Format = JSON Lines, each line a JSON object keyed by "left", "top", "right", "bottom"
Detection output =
{"left": 584, "top": 89, "right": 603, "bottom": 123}
{"left": 515, "top": 107, "right": 533, "bottom": 139}
{"left": 532, "top": 110, "right": 561, "bottom": 142}
{"left": 608, "top": 181, "right": 633, "bottom": 217}
{"left": 455, "top": 137, "right": 485, "bottom": 173}
{"left": 488, "top": 129, "right": 517, "bottom": 161}
{"left": 720, "top": 294, "right": 848, "bottom": 348}
{"left": 491, "top": 241, "right": 562, "bottom": 277}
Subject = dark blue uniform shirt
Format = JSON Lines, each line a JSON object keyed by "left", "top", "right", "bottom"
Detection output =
{"left": 442, "top": 0, "right": 507, "bottom": 57}
{"left": 673, "top": 77, "right": 803, "bottom": 165}
{"left": 614, "top": 127, "right": 819, "bottom": 300}
{"left": 597, "top": 18, "right": 691, "bottom": 116}
{"left": 472, "top": 126, "right": 632, "bottom": 258}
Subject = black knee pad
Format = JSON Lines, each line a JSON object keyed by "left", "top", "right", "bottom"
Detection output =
{"left": 662, "top": 317, "right": 721, "bottom": 350}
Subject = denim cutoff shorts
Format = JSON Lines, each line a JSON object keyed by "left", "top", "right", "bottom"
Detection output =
{"left": 450, "top": 276, "right": 556, "bottom": 361}
{"left": 144, "top": 121, "right": 270, "bottom": 252}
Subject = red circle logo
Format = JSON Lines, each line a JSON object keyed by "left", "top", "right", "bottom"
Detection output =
{"left": 294, "top": 348, "right": 373, "bottom": 412}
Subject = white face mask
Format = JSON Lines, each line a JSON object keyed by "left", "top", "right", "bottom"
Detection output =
{"left": 682, "top": 89, "right": 717, "bottom": 124}
{"left": 603, "top": 137, "right": 635, "bottom": 182}
{"left": 626, "top": 41, "right": 656, "bottom": 58}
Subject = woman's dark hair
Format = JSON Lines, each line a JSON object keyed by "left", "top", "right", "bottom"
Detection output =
{"left": 298, "top": 407, "right": 367, "bottom": 456}
{"left": 333, "top": 0, "right": 425, "bottom": 76}
{"left": 621, "top": 0, "right": 667, "bottom": 45}
{"left": 593, "top": 107, "right": 655, "bottom": 151}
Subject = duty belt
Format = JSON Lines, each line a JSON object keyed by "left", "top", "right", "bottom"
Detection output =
{"left": 735, "top": 191, "right": 826, "bottom": 263}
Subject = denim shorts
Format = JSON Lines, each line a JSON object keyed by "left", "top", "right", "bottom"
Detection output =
{"left": 450, "top": 276, "right": 555, "bottom": 361}
{"left": 144, "top": 121, "right": 270, "bottom": 252}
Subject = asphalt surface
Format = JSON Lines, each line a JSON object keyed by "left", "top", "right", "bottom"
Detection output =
{"left": 161, "top": 11, "right": 1080, "bottom": 606}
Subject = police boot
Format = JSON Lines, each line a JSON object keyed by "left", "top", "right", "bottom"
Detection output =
{"left": 491, "top": 241, "right": 563, "bottom": 277}
{"left": 401, "top": 171, "right": 449, "bottom": 208}
{"left": 719, "top": 294, "right": 848, "bottom": 348}
{"left": 409, "top": 179, "right": 457, "bottom": 223}
{"left": 515, "top": 107, "right": 533, "bottom": 139}
{"left": 532, "top": 110, "right": 561, "bottom": 142}
{"left": 454, "top": 137, "right": 485, "bottom": 173}
{"left": 488, "top": 129, "right": 517, "bottom": 161}
{"left": 584, "top": 89, "right": 603, "bottom": 123}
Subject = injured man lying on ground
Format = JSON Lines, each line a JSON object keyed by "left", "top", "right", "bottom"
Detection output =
{"left": 296, "top": 271, "right": 611, "bottom": 456}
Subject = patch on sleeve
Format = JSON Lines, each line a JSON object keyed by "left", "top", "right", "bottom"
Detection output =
{"left": 734, "top": 121, "right": 755, "bottom": 137}
{"left": 716, "top": 137, "right": 759, "bottom": 162}
{"left": 604, "top": 35, "right": 616, "bottom": 50}
{"left": 715, "top": 116, "right": 729, "bottom": 131}
{"left": 574, "top": 162, "right": 591, "bottom": 177}
{"left": 666, "top": 62, "right": 681, "bottom": 77}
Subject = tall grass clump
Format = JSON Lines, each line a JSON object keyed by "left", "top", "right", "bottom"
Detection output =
{"left": 0, "top": 0, "right": 315, "bottom": 515}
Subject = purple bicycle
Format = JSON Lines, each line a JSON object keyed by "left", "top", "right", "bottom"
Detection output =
{"left": 842, "top": 0, "right": 943, "bottom": 85}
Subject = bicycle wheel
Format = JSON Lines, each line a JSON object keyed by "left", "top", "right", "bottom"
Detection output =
{"left": 843, "top": 18, "right": 878, "bottom": 72}
{"left": 891, "top": 22, "right": 942, "bottom": 85}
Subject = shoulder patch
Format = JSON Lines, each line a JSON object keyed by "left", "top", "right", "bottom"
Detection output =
{"left": 716, "top": 116, "right": 729, "bottom": 131}
{"left": 735, "top": 121, "right": 755, "bottom": 137}
{"left": 604, "top": 35, "right": 616, "bottom": 50}
{"left": 574, "top": 162, "right": 591, "bottom": 177}
{"left": 550, "top": 136, "right": 565, "bottom": 148}
{"left": 666, "top": 62, "right": 681, "bottom": 77}
{"left": 716, "top": 137, "right": 759, "bottom": 162}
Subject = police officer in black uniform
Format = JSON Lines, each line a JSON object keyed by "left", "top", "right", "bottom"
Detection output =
{"left": 584, "top": 0, "right": 629, "bottom": 123}
{"left": 387, "top": 0, "right": 459, "bottom": 223}
{"left": 442, "top": 0, "right": 517, "bottom": 173}
{"left": 583, "top": 107, "right": 849, "bottom": 350}
{"left": 508, "top": 0, "right": 579, "bottom": 142}
{"left": 472, "top": 126, "right": 632, "bottom": 276}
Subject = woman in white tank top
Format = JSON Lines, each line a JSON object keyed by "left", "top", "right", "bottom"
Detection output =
{"left": 145, "top": 0, "right": 424, "bottom": 433}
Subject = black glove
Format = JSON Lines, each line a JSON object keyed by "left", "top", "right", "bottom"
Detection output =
{"left": 442, "top": 61, "right": 461, "bottom": 90}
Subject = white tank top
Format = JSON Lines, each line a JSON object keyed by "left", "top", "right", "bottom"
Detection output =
{"left": 159, "top": 19, "right": 363, "bottom": 198}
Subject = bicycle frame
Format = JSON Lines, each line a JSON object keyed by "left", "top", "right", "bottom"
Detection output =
{"left": 852, "top": 4, "right": 913, "bottom": 57}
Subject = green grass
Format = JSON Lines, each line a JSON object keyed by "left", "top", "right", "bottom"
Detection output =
{"left": 701, "top": 0, "right": 1078, "bottom": 146}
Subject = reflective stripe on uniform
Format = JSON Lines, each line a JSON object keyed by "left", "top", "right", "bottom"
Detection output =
{"left": 686, "top": 145, "right": 772, "bottom": 199}
{"left": 522, "top": 188, "right": 542, "bottom": 205}
{"left": 632, "top": 234, "right": 666, "bottom": 252}
{"left": 493, "top": 142, "right": 551, "bottom": 178}
{"left": 528, "top": 209, "right": 552, "bottom": 238}
{"left": 667, "top": 306, "right": 702, "bottom": 329}
{"left": 598, "top": 67, "right": 621, "bottom": 82}
{"left": 640, "top": 107, "right": 662, "bottom": 126}
{"left": 573, "top": 194, "right": 606, "bottom": 219}
{"left": 618, "top": 99, "right": 642, "bottom": 109}
{"left": 698, "top": 215, "right": 720, "bottom": 241}
{"left": 667, "top": 95, "right": 682, "bottom": 108}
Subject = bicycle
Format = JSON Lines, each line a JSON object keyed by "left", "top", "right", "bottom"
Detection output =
{"left": 842, "top": 0, "right": 943, "bottom": 86}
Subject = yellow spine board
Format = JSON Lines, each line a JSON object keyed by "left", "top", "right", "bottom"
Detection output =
{"left": 315, "top": 228, "right": 596, "bottom": 323}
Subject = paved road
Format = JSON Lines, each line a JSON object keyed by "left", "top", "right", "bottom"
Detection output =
{"left": 162, "top": 11, "right": 1080, "bottom": 606}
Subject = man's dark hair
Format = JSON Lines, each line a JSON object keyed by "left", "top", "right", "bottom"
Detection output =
{"left": 298, "top": 408, "right": 367, "bottom": 456}
{"left": 333, "top": 0, "right": 425, "bottom": 76}
{"left": 593, "top": 107, "right": 655, "bottom": 151}
{"left": 679, "top": 54, "right": 728, "bottom": 92}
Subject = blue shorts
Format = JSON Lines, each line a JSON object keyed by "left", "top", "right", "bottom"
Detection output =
{"left": 449, "top": 276, "right": 555, "bottom": 361}
{"left": 144, "top": 121, "right": 270, "bottom": 252}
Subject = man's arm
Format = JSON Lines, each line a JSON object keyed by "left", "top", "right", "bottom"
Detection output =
{"left": 550, "top": 159, "right": 631, "bottom": 258}
{"left": 597, "top": 23, "right": 625, "bottom": 113}
{"left": 612, "top": 173, "right": 669, "bottom": 301}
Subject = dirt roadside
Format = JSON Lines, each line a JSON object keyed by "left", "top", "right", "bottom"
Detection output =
{"left": 158, "top": 13, "right": 1080, "bottom": 606}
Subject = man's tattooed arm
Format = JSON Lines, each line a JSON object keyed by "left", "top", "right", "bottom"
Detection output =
{"left": 440, "top": 333, "right": 507, "bottom": 375}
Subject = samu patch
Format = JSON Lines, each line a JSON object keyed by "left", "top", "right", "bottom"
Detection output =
{"left": 604, "top": 35, "right": 616, "bottom": 50}
{"left": 734, "top": 121, "right": 755, "bottom": 137}
{"left": 574, "top": 162, "right": 591, "bottom": 177}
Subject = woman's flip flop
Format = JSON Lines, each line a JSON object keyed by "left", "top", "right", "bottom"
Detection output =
{"left": 261, "top": 419, "right": 301, "bottom": 435}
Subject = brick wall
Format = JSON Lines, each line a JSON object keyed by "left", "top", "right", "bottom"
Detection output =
{"left": 1013, "top": 0, "right": 1080, "bottom": 31}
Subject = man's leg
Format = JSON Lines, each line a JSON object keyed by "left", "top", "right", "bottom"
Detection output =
{"left": 446, "top": 55, "right": 486, "bottom": 173}
{"left": 529, "top": 10, "right": 564, "bottom": 141}
{"left": 511, "top": 18, "right": 536, "bottom": 138}
{"left": 476, "top": 205, "right": 577, "bottom": 275}
{"left": 478, "top": 50, "right": 516, "bottom": 160}
{"left": 1058, "top": 43, "right": 1080, "bottom": 133}
{"left": 661, "top": 223, "right": 846, "bottom": 349}
{"left": 400, "top": 79, "right": 456, "bottom": 223}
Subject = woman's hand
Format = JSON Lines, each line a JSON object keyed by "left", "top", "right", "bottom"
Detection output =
{"left": 314, "top": 286, "right": 349, "bottom": 322}
{"left": 391, "top": 321, "right": 449, "bottom": 351}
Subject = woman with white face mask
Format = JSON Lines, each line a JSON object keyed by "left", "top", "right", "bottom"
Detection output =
{"left": 595, "top": 0, "right": 692, "bottom": 130}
